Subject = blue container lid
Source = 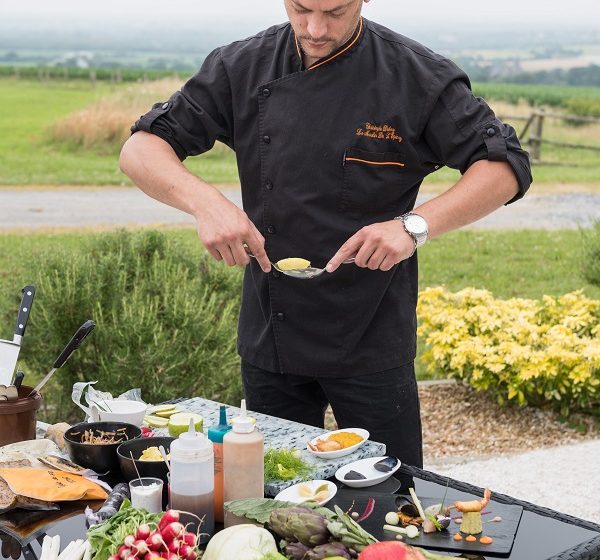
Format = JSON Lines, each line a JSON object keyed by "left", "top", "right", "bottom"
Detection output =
{"left": 207, "top": 405, "right": 232, "bottom": 443}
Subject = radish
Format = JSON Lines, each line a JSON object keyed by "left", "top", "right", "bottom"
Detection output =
{"left": 124, "top": 536, "right": 136, "bottom": 549}
{"left": 358, "top": 541, "right": 411, "bottom": 559}
{"left": 145, "top": 534, "right": 165, "bottom": 552}
{"left": 144, "top": 553, "right": 162, "bottom": 560}
{"left": 158, "top": 511, "right": 180, "bottom": 531}
{"left": 161, "top": 522, "right": 184, "bottom": 542}
{"left": 177, "top": 544, "right": 197, "bottom": 560}
{"left": 118, "top": 545, "right": 133, "bottom": 560}
{"left": 180, "top": 533, "right": 197, "bottom": 548}
{"left": 132, "top": 540, "right": 149, "bottom": 557}
{"left": 136, "top": 525, "right": 152, "bottom": 541}
{"left": 109, "top": 556, "right": 121, "bottom": 560}
{"left": 166, "top": 539, "right": 180, "bottom": 554}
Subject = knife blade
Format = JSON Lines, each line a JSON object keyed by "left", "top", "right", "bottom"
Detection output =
{"left": 28, "top": 320, "right": 96, "bottom": 397}
{"left": 0, "top": 285, "right": 35, "bottom": 385}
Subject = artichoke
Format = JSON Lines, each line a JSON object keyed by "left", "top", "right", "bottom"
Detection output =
{"left": 269, "top": 507, "right": 329, "bottom": 547}
{"left": 284, "top": 541, "right": 311, "bottom": 560}
{"left": 303, "top": 542, "right": 352, "bottom": 559}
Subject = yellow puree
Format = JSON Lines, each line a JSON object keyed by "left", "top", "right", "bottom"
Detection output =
{"left": 328, "top": 432, "right": 364, "bottom": 448}
{"left": 276, "top": 257, "right": 311, "bottom": 270}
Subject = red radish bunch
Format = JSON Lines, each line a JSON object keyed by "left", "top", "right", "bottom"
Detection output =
{"left": 110, "top": 511, "right": 199, "bottom": 560}
{"left": 358, "top": 541, "right": 427, "bottom": 560}
{"left": 141, "top": 427, "right": 156, "bottom": 437}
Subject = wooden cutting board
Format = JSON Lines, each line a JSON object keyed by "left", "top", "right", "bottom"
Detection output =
{"left": 331, "top": 490, "right": 523, "bottom": 558}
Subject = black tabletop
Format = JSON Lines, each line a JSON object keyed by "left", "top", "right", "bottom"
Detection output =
{"left": 1, "top": 464, "right": 599, "bottom": 560}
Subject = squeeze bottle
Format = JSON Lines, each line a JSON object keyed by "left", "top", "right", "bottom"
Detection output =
{"left": 207, "top": 405, "right": 231, "bottom": 523}
{"left": 169, "top": 419, "right": 214, "bottom": 541}
{"left": 223, "top": 399, "right": 264, "bottom": 527}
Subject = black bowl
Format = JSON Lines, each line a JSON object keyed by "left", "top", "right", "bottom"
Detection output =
{"left": 64, "top": 421, "right": 142, "bottom": 473}
{"left": 117, "top": 436, "right": 174, "bottom": 482}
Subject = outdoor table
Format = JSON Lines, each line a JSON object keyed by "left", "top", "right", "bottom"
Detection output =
{"left": 1, "top": 462, "right": 598, "bottom": 560}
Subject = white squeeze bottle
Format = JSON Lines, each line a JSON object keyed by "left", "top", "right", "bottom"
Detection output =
{"left": 170, "top": 419, "right": 215, "bottom": 541}
{"left": 223, "top": 399, "right": 264, "bottom": 527}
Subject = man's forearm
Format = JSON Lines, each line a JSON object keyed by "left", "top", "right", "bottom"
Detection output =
{"left": 119, "top": 131, "right": 221, "bottom": 217}
{"left": 415, "top": 159, "right": 520, "bottom": 239}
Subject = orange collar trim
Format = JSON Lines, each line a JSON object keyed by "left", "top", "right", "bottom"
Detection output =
{"left": 294, "top": 17, "right": 363, "bottom": 71}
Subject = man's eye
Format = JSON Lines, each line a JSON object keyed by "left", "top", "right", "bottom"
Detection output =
{"left": 329, "top": 11, "right": 345, "bottom": 18}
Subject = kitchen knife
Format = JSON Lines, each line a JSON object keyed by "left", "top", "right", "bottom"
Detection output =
{"left": 0, "top": 285, "right": 36, "bottom": 386}
{"left": 28, "top": 320, "right": 96, "bottom": 397}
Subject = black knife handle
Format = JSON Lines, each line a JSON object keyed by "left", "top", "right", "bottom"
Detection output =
{"left": 15, "top": 285, "right": 36, "bottom": 338}
{"left": 53, "top": 320, "right": 96, "bottom": 369}
{"left": 14, "top": 371, "right": 25, "bottom": 390}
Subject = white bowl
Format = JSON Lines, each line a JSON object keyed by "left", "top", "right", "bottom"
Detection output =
{"left": 335, "top": 456, "right": 401, "bottom": 488}
{"left": 274, "top": 480, "right": 337, "bottom": 506}
{"left": 307, "top": 428, "right": 369, "bottom": 459}
{"left": 96, "top": 400, "right": 148, "bottom": 427}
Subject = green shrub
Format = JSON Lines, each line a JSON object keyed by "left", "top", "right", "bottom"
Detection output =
{"left": 418, "top": 287, "right": 600, "bottom": 415}
{"left": 582, "top": 221, "right": 600, "bottom": 286}
{"left": 564, "top": 98, "right": 600, "bottom": 119}
{"left": 19, "top": 229, "right": 243, "bottom": 423}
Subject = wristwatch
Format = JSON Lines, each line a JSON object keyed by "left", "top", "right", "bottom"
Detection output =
{"left": 395, "top": 212, "right": 428, "bottom": 253}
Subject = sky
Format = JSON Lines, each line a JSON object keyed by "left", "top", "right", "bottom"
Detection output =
{"left": 3, "top": 0, "right": 599, "bottom": 27}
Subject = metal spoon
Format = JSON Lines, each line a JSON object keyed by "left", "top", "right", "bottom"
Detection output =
{"left": 247, "top": 254, "right": 355, "bottom": 279}
{"left": 158, "top": 445, "right": 171, "bottom": 472}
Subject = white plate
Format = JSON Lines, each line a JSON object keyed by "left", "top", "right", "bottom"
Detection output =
{"left": 335, "top": 456, "right": 401, "bottom": 488}
{"left": 274, "top": 480, "right": 337, "bottom": 506}
{"left": 307, "top": 428, "right": 369, "bottom": 459}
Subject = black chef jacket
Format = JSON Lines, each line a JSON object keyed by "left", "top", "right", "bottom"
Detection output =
{"left": 132, "top": 18, "right": 532, "bottom": 378}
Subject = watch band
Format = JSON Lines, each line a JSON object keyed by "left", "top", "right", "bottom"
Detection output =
{"left": 394, "top": 212, "right": 428, "bottom": 254}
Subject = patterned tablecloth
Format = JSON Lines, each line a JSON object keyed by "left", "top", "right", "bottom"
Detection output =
{"left": 154, "top": 396, "right": 386, "bottom": 497}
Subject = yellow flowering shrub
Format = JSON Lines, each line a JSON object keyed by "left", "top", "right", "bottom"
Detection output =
{"left": 417, "top": 287, "right": 600, "bottom": 414}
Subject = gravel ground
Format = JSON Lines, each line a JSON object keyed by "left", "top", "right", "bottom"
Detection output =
{"left": 0, "top": 188, "right": 599, "bottom": 229}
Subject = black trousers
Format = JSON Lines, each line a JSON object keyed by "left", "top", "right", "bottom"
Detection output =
{"left": 241, "top": 360, "right": 423, "bottom": 484}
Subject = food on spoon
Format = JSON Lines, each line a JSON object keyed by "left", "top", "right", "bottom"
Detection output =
{"left": 276, "top": 258, "right": 311, "bottom": 270}
{"left": 480, "top": 536, "right": 494, "bottom": 545}
{"left": 453, "top": 533, "right": 463, "bottom": 541}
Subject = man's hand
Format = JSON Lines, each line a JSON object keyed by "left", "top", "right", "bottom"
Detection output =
{"left": 326, "top": 220, "right": 415, "bottom": 273}
{"left": 194, "top": 192, "right": 271, "bottom": 272}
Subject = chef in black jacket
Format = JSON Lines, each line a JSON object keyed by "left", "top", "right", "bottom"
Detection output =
{"left": 121, "top": 0, "right": 532, "bottom": 473}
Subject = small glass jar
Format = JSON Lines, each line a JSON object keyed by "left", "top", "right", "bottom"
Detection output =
{"left": 129, "top": 477, "right": 164, "bottom": 513}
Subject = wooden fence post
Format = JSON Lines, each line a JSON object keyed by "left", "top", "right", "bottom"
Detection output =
{"left": 529, "top": 110, "right": 545, "bottom": 163}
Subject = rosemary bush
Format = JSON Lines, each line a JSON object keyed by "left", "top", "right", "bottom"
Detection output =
{"left": 21, "top": 229, "right": 243, "bottom": 423}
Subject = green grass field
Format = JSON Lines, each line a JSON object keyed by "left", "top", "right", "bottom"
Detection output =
{"left": 0, "top": 78, "right": 599, "bottom": 186}
{"left": 1, "top": 228, "right": 597, "bottom": 382}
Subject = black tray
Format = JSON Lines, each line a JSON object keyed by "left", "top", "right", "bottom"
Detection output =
{"left": 332, "top": 489, "right": 523, "bottom": 557}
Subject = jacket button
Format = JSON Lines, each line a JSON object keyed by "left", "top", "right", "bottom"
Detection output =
{"left": 276, "top": 312, "right": 285, "bottom": 322}
{"left": 263, "top": 135, "right": 271, "bottom": 144}
{"left": 265, "top": 180, "right": 273, "bottom": 190}
{"left": 161, "top": 102, "right": 169, "bottom": 109}
{"left": 486, "top": 127, "right": 496, "bottom": 137}
{"left": 262, "top": 88, "right": 271, "bottom": 97}
{"left": 267, "top": 225, "right": 276, "bottom": 234}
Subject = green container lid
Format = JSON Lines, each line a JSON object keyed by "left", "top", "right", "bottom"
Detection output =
{"left": 207, "top": 405, "right": 232, "bottom": 444}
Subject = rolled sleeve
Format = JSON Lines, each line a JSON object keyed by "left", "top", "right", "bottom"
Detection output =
{"left": 423, "top": 78, "right": 532, "bottom": 203}
{"left": 130, "top": 48, "right": 234, "bottom": 161}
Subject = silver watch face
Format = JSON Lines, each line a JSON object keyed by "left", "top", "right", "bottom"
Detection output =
{"left": 404, "top": 214, "right": 428, "bottom": 235}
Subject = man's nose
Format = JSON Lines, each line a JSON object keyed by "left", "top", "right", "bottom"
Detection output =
{"left": 306, "top": 15, "right": 327, "bottom": 40}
